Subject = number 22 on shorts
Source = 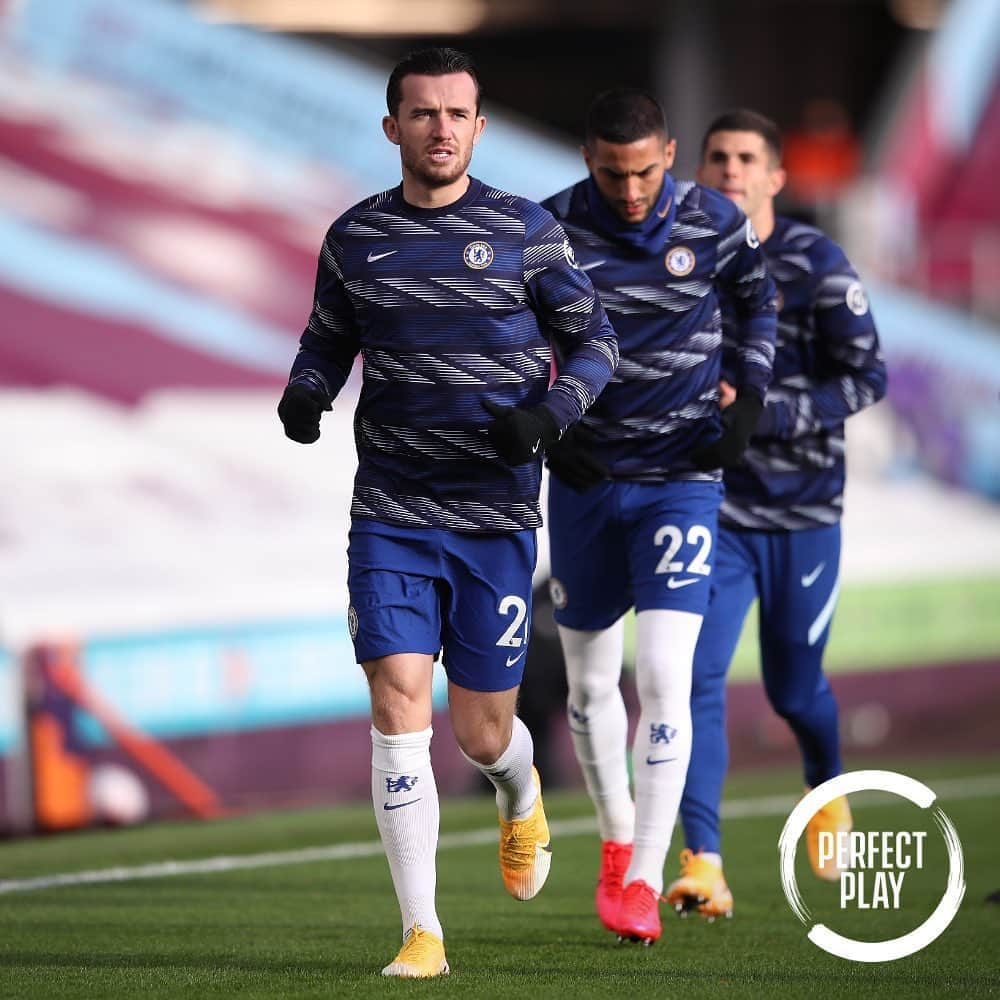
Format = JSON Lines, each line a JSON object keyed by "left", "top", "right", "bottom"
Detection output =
{"left": 654, "top": 524, "right": 712, "bottom": 587}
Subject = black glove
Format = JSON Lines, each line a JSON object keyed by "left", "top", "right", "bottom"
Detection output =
{"left": 278, "top": 383, "right": 332, "bottom": 444}
{"left": 483, "top": 399, "right": 561, "bottom": 466}
{"left": 690, "top": 393, "right": 764, "bottom": 470}
{"left": 546, "top": 422, "right": 609, "bottom": 493}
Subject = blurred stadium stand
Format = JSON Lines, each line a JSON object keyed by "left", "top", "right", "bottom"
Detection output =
{"left": 866, "top": 0, "right": 1000, "bottom": 321}
{"left": 0, "top": 0, "right": 997, "bottom": 833}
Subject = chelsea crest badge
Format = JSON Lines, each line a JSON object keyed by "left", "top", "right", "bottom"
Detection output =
{"left": 464, "top": 241, "right": 494, "bottom": 269}
{"left": 665, "top": 245, "right": 696, "bottom": 276}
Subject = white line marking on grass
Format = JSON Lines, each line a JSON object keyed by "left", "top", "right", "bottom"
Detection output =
{"left": 1, "top": 773, "right": 996, "bottom": 896}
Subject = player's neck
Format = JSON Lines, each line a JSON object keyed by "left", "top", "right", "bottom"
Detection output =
{"left": 751, "top": 203, "right": 776, "bottom": 243}
{"left": 401, "top": 172, "right": 471, "bottom": 210}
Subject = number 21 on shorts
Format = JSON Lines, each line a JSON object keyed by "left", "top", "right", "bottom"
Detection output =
{"left": 496, "top": 595, "right": 529, "bottom": 667}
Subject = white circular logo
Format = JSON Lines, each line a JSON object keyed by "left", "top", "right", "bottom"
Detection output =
{"left": 548, "top": 577, "right": 568, "bottom": 610}
{"left": 746, "top": 219, "right": 760, "bottom": 248}
{"left": 562, "top": 238, "right": 579, "bottom": 270}
{"left": 778, "top": 770, "right": 965, "bottom": 963}
{"left": 665, "top": 245, "right": 696, "bottom": 276}
{"left": 463, "top": 241, "right": 494, "bottom": 270}
{"left": 347, "top": 605, "right": 359, "bottom": 640}
{"left": 846, "top": 280, "right": 869, "bottom": 316}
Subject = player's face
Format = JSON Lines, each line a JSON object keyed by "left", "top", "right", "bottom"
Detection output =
{"left": 383, "top": 72, "right": 485, "bottom": 190}
{"left": 697, "top": 130, "right": 785, "bottom": 220}
{"left": 584, "top": 134, "right": 676, "bottom": 224}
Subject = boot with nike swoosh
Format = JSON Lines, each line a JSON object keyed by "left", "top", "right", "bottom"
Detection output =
{"left": 498, "top": 767, "right": 552, "bottom": 900}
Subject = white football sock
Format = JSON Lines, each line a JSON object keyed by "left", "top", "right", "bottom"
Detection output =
{"left": 559, "top": 619, "right": 635, "bottom": 844}
{"left": 462, "top": 715, "right": 538, "bottom": 821}
{"left": 371, "top": 726, "right": 443, "bottom": 941}
{"left": 625, "top": 609, "right": 702, "bottom": 894}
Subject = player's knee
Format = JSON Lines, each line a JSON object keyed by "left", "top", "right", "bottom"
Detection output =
{"left": 565, "top": 674, "right": 619, "bottom": 713}
{"left": 767, "top": 685, "right": 817, "bottom": 721}
{"left": 454, "top": 724, "right": 509, "bottom": 765}
{"left": 690, "top": 694, "right": 725, "bottom": 730}
{"left": 690, "top": 673, "right": 726, "bottom": 715}
{"left": 370, "top": 699, "right": 429, "bottom": 735}
{"left": 367, "top": 678, "right": 432, "bottom": 734}
{"left": 635, "top": 653, "right": 691, "bottom": 706}
{"left": 764, "top": 651, "right": 831, "bottom": 722}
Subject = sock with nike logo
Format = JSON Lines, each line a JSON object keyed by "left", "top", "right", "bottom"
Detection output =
{"left": 625, "top": 609, "right": 701, "bottom": 894}
{"left": 371, "top": 725, "right": 443, "bottom": 941}
{"left": 461, "top": 716, "right": 537, "bottom": 821}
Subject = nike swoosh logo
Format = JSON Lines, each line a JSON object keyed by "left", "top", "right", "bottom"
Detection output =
{"left": 580, "top": 259, "right": 605, "bottom": 271}
{"left": 646, "top": 756, "right": 677, "bottom": 765}
{"left": 531, "top": 440, "right": 541, "bottom": 454}
{"left": 383, "top": 798, "right": 422, "bottom": 811}
{"left": 657, "top": 195, "right": 673, "bottom": 219}
{"left": 506, "top": 650, "right": 526, "bottom": 667}
{"left": 367, "top": 250, "right": 398, "bottom": 262}
{"left": 666, "top": 577, "right": 699, "bottom": 589}
{"left": 801, "top": 562, "right": 826, "bottom": 588}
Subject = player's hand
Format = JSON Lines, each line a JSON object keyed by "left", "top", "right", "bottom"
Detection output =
{"left": 718, "top": 378, "right": 737, "bottom": 409}
{"left": 545, "top": 422, "right": 609, "bottom": 493}
{"left": 483, "top": 399, "right": 561, "bottom": 466}
{"left": 690, "top": 392, "right": 763, "bottom": 470}
{"left": 278, "top": 383, "right": 332, "bottom": 444}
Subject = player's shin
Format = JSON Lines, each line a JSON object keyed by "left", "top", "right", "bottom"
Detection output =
{"left": 462, "top": 716, "right": 552, "bottom": 900}
{"left": 371, "top": 726, "right": 443, "bottom": 941}
{"left": 559, "top": 622, "right": 635, "bottom": 844}
{"left": 464, "top": 715, "right": 537, "bottom": 820}
{"left": 624, "top": 610, "right": 700, "bottom": 894}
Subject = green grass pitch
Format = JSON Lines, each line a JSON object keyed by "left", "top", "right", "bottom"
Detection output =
{"left": 0, "top": 754, "right": 997, "bottom": 998}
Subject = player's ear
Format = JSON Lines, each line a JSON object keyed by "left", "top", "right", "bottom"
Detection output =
{"left": 472, "top": 114, "right": 486, "bottom": 145}
{"left": 769, "top": 166, "right": 787, "bottom": 197}
{"left": 581, "top": 144, "right": 592, "bottom": 172}
{"left": 663, "top": 138, "right": 677, "bottom": 170}
{"left": 382, "top": 115, "right": 400, "bottom": 146}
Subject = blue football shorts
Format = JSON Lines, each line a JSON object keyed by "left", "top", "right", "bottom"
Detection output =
{"left": 547, "top": 477, "right": 724, "bottom": 630}
{"left": 347, "top": 518, "right": 537, "bottom": 692}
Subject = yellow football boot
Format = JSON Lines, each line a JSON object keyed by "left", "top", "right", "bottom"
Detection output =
{"left": 807, "top": 793, "right": 853, "bottom": 882}
{"left": 664, "top": 849, "right": 734, "bottom": 920}
{"left": 498, "top": 767, "right": 552, "bottom": 900}
{"left": 381, "top": 925, "right": 449, "bottom": 978}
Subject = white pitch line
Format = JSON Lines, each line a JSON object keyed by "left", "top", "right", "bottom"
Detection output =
{"left": 1, "top": 773, "right": 996, "bottom": 896}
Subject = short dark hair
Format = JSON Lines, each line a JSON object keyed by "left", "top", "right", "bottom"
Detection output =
{"left": 585, "top": 88, "right": 667, "bottom": 147}
{"left": 701, "top": 109, "right": 783, "bottom": 164}
{"left": 386, "top": 47, "right": 482, "bottom": 117}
